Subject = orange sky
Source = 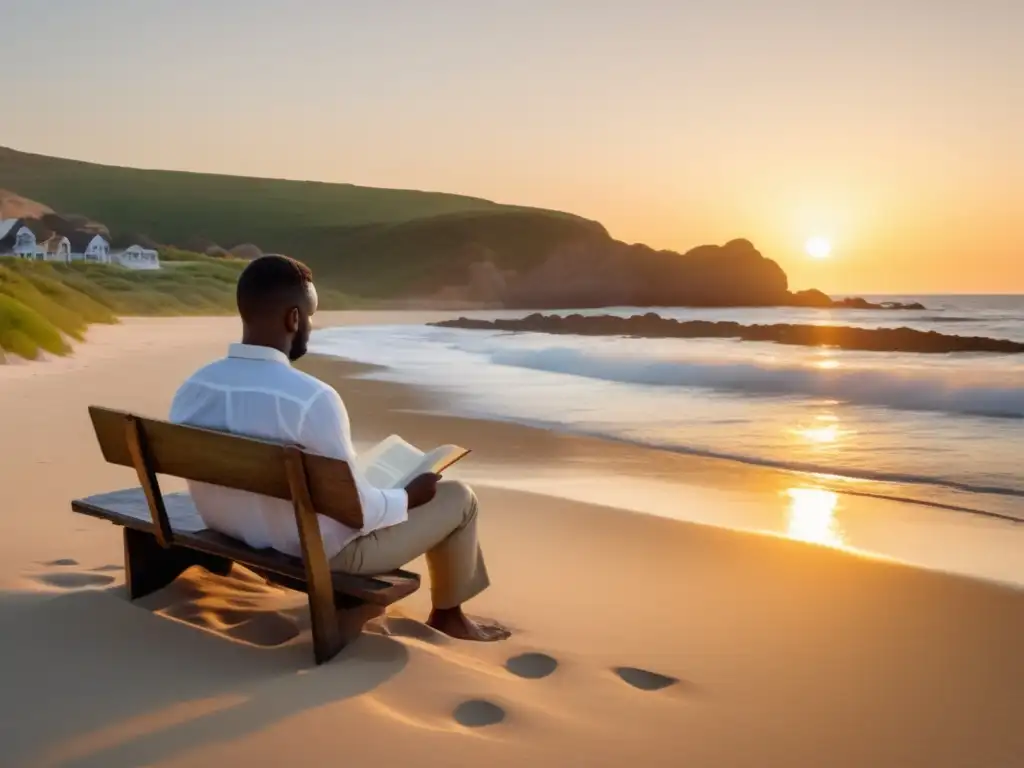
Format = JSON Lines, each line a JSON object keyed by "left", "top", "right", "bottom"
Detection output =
{"left": 3, "top": 2, "right": 1022, "bottom": 294}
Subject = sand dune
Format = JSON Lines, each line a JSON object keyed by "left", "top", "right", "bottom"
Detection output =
{"left": 1, "top": 315, "right": 1021, "bottom": 767}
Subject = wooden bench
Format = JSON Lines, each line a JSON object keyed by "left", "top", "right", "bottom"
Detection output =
{"left": 70, "top": 405, "right": 420, "bottom": 664}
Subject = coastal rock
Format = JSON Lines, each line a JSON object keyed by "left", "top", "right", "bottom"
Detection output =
{"left": 451, "top": 239, "right": 925, "bottom": 311}
{"left": 790, "top": 289, "right": 833, "bottom": 308}
{"left": 495, "top": 238, "right": 793, "bottom": 309}
{"left": 430, "top": 313, "right": 1024, "bottom": 355}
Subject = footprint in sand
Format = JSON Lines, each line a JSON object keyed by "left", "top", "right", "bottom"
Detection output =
{"left": 42, "top": 558, "right": 79, "bottom": 567}
{"left": 613, "top": 666, "right": 680, "bottom": 692}
{"left": 505, "top": 652, "right": 559, "bottom": 680}
{"left": 33, "top": 572, "right": 115, "bottom": 589}
{"left": 453, "top": 699, "right": 506, "bottom": 728}
{"left": 91, "top": 563, "right": 124, "bottom": 573}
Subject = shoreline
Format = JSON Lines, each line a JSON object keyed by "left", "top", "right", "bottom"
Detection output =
{"left": 1, "top": 314, "right": 1021, "bottom": 586}
{"left": 0, "top": 314, "right": 1021, "bottom": 766}
{"left": 299, "top": 352, "right": 1024, "bottom": 589}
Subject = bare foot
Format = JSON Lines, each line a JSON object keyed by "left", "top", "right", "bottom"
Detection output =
{"left": 427, "top": 607, "right": 511, "bottom": 642}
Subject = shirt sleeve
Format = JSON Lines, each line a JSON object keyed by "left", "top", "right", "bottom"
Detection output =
{"left": 297, "top": 387, "right": 409, "bottom": 533}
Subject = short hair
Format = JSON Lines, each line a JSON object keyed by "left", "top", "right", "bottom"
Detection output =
{"left": 236, "top": 255, "right": 313, "bottom": 320}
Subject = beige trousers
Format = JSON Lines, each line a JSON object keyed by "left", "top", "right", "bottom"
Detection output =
{"left": 330, "top": 480, "right": 490, "bottom": 610}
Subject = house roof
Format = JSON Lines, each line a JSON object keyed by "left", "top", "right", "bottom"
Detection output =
{"left": 0, "top": 218, "right": 23, "bottom": 242}
{"left": 68, "top": 231, "right": 106, "bottom": 251}
{"left": 23, "top": 219, "right": 52, "bottom": 239}
{"left": 39, "top": 235, "right": 70, "bottom": 253}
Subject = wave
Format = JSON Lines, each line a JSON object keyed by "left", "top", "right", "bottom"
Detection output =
{"left": 468, "top": 412, "right": 1024, "bottom": 517}
{"left": 611, "top": 430, "right": 1024, "bottom": 509}
{"left": 487, "top": 347, "right": 1024, "bottom": 419}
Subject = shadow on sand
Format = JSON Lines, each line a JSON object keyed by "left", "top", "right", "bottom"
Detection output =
{"left": 1, "top": 579, "right": 409, "bottom": 767}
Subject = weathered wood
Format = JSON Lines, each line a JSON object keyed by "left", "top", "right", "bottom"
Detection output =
{"left": 88, "top": 406, "right": 364, "bottom": 528}
{"left": 71, "top": 490, "right": 420, "bottom": 606}
{"left": 124, "top": 414, "right": 173, "bottom": 548}
{"left": 284, "top": 446, "right": 345, "bottom": 664}
{"left": 76, "top": 405, "right": 423, "bottom": 664}
{"left": 123, "top": 528, "right": 233, "bottom": 599}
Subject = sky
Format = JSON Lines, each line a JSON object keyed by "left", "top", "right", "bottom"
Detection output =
{"left": 2, "top": 0, "right": 1022, "bottom": 293}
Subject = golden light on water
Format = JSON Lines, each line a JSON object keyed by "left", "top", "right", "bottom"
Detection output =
{"left": 785, "top": 487, "right": 844, "bottom": 547}
{"left": 798, "top": 424, "right": 840, "bottom": 443}
{"left": 791, "top": 412, "right": 846, "bottom": 445}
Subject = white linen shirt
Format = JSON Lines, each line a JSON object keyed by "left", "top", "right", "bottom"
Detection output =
{"left": 168, "top": 343, "right": 408, "bottom": 559}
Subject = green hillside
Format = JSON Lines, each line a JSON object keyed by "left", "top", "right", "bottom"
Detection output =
{"left": 0, "top": 147, "right": 608, "bottom": 297}
{"left": 0, "top": 254, "right": 360, "bottom": 361}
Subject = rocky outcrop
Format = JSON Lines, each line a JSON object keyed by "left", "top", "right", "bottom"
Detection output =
{"left": 448, "top": 239, "right": 926, "bottom": 311}
{"left": 431, "top": 313, "right": 1024, "bottom": 354}
{"left": 491, "top": 238, "right": 792, "bottom": 309}
{"left": 789, "top": 289, "right": 925, "bottom": 310}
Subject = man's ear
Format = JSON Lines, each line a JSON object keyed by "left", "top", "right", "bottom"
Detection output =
{"left": 285, "top": 307, "right": 300, "bottom": 333}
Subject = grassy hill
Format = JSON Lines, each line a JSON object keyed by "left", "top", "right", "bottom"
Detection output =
{"left": 0, "top": 147, "right": 608, "bottom": 297}
{"left": 0, "top": 256, "right": 231, "bottom": 359}
{"left": 0, "top": 254, "right": 362, "bottom": 360}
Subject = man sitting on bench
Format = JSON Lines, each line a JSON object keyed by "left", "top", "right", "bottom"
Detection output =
{"left": 169, "top": 254, "right": 509, "bottom": 642}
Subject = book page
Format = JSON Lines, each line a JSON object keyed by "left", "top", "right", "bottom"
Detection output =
{"left": 358, "top": 435, "right": 471, "bottom": 490}
{"left": 394, "top": 444, "right": 471, "bottom": 488}
{"left": 357, "top": 435, "right": 425, "bottom": 489}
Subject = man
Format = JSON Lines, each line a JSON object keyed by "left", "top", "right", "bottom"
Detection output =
{"left": 169, "top": 254, "right": 508, "bottom": 642}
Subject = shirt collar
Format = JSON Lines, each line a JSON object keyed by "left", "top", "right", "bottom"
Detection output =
{"left": 227, "top": 343, "right": 291, "bottom": 366}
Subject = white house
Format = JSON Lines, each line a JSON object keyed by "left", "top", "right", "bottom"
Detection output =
{"left": 38, "top": 234, "right": 72, "bottom": 263}
{"left": 111, "top": 244, "right": 161, "bottom": 270}
{"left": 69, "top": 232, "right": 111, "bottom": 264}
{"left": 0, "top": 218, "right": 43, "bottom": 258}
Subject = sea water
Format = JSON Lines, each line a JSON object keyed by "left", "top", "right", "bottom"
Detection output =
{"left": 311, "top": 296, "right": 1024, "bottom": 526}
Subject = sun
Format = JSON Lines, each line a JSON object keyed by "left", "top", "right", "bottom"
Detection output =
{"left": 805, "top": 236, "right": 832, "bottom": 259}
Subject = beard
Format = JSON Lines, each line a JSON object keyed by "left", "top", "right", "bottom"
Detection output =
{"left": 288, "top": 327, "right": 310, "bottom": 361}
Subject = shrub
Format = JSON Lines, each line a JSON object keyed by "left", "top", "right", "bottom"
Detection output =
{"left": 0, "top": 293, "right": 70, "bottom": 359}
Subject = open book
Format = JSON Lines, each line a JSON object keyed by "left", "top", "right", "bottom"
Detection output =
{"left": 356, "top": 435, "right": 470, "bottom": 490}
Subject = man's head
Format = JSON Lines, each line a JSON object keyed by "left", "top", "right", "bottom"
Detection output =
{"left": 236, "top": 255, "right": 318, "bottom": 361}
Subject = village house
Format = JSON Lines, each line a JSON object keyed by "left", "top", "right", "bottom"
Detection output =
{"left": 68, "top": 232, "right": 112, "bottom": 264}
{"left": 0, "top": 218, "right": 43, "bottom": 258}
{"left": 38, "top": 234, "right": 72, "bottom": 262}
{"left": 2, "top": 219, "right": 159, "bottom": 270}
{"left": 111, "top": 244, "right": 160, "bottom": 270}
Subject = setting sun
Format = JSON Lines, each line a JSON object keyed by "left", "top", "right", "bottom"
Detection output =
{"left": 805, "top": 236, "right": 833, "bottom": 259}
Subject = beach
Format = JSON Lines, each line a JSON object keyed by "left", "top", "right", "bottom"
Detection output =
{"left": 1, "top": 314, "right": 1022, "bottom": 768}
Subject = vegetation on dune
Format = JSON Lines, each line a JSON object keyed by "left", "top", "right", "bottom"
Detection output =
{"left": 0, "top": 146, "right": 605, "bottom": 297}
{"left": 0, "top": 293, "right": 71, "bottom": 359}
{"left": 0, "top": 253, "right": 359, "bottom": 361}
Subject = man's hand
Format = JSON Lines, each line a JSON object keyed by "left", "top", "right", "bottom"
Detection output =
{"left": 404, "top": 472, "right": 440, "bottom": 509}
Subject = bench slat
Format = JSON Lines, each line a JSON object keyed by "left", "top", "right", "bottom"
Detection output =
{"left": 72, "top": 488, "right": 419, "bottom": 606}
{"left": 89, "top": 406, "right": 364, "bottom": 528}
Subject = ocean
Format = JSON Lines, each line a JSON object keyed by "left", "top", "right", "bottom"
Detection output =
{"left": 311, "top": 295, "right": 1024, "bottom": 526}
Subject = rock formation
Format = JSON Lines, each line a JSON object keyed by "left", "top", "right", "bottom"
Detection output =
{"left": 448, "top": 239, "right": 926, "bottom": 311}
{"left": 431, "top": 313, "right": 1023, "bottom": 354}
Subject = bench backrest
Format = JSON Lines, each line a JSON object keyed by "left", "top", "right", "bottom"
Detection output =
{"left": 88, "top": 405, "right": 363, "bottom": 529}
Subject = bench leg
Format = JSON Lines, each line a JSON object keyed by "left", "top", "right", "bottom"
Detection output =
{"left": 306, "top": 595, "right": 385, "bottom": 665}
{"left": 123, "top": 528, "right": 233, "bottom": 599}
{"left": 247, "top": 569, "right": 381, "bottom": 664}
{"left": 307, "top": 586, "right": 346, "bottom": 664}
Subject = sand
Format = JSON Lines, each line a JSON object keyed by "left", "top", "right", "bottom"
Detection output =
{"left": 0, "top": 315, "right": 1021, "bottom": 768}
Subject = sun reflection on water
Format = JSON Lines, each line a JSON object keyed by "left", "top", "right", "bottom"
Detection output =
{"left": 791, "top": 411, "right": 848, "bottom": 446}
{"left": 785, "top": 487, "right": 845, "bottom": 548}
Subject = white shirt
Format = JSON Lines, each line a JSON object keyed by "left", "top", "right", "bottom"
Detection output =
{"left": 168, "top": 343, "right": 408, "bottom": 559}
